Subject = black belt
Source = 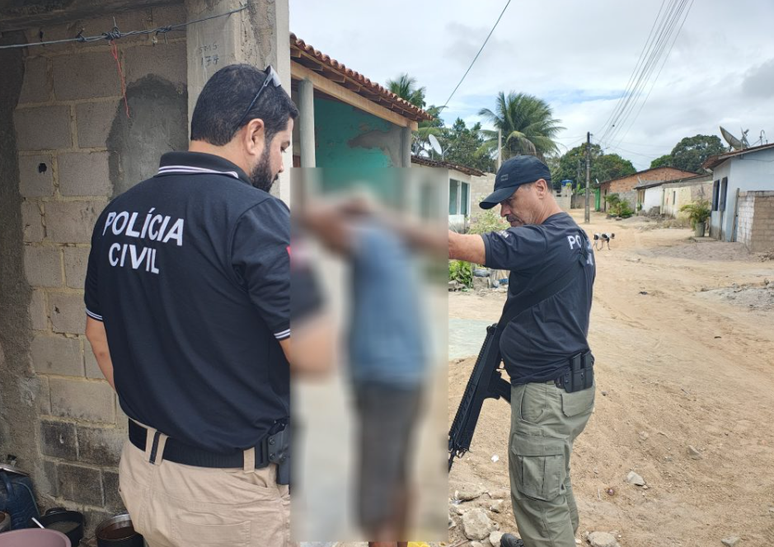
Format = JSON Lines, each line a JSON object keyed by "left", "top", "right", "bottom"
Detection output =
{"left": 128, "top": 420, "right": 270, "bottom": 469}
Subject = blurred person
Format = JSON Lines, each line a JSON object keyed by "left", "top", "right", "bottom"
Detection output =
{"left": 448, "top": 156, "right": 596, "bottom": 547}
{"left": 301, "top": 193, "right": 445, "bottom": 547}
{"left": 84, "top": 64, "right": 326, "bottom": 547}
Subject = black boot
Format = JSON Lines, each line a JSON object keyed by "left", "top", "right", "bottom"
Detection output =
{"left": 501, "top": 533, "right": 525, "bottom": 547}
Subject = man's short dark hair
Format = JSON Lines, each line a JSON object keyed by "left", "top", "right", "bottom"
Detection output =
{"left": 190, "top": 64, "right": 299, "bottom": 146}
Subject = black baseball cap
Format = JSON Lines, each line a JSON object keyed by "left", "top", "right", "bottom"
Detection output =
{"left": 480, "top": 155, "right": 551, "bottom": 209}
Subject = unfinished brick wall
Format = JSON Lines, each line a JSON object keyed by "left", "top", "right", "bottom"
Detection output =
{"left": 12, "top": 5, "right": 188, "bottom": 526}
{"left": 737, "top": 191, "right": 774, "bottom": 253}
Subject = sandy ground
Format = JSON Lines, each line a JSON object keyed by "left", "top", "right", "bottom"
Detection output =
{"left": 447, "top": 211, "right": 774, "bottom": 546}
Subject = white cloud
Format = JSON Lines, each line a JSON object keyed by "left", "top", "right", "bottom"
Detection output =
{"left": 291, "top": 0, "right": 774, "bottom": 170}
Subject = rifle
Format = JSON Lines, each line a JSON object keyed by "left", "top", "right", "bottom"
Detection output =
{"left": 448, "top": 323, "right": 511, "bottom": 471}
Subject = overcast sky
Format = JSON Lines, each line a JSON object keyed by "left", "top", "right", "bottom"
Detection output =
{"left": 290, "top": 0, "right": 774, "bottom": 171}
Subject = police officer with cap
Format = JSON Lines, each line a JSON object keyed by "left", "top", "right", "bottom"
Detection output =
{"left": 84, "top": 64, "right": 320, "bottom": 547}
{"left": 448, "top": 155, "right": 596, "bottom": 547}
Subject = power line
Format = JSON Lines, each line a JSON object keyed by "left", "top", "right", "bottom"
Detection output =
{"left": 602, "top": 0, "right": 692, "bottom": 148}
{"left": 597, "top": 0, "right": 693, "bottom": 148}
{"left": 610, "top": 0, "right": 695, "bottom": 148}
{"left": 0, "top": 5, "right": 247, "bottom": 50}
{"left": 440, "top": 0, "right": 512, "bottom": 111}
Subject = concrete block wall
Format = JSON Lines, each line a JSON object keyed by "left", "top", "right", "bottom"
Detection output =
{"left": 745, "top": 191, "right": 774, "bottom": 253}
{"left": 736, "top": 192, "right": 755, "bottom": 248}
{"left": 12, "top": 4, "right": 188, "bottom": 524}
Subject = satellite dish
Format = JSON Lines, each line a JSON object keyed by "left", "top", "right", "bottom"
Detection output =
{"left": 428, "top": 134, "right": 443, "bottom": 157}
{"left": 720, "top": 126, "right": 746, "bottom": 150}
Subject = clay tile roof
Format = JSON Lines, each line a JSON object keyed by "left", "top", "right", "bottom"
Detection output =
{"left": 290, "top": 33, "right": 434, "bottom": 123}
{"left": 411, "top": 155, "right": 485, "bottom": 177}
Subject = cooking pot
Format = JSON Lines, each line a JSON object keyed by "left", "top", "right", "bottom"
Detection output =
{"left": 95, "top": 514, "right": 143, "bottom": 547}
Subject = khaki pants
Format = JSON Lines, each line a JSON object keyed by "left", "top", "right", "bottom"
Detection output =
{"left": 508, "top": 381, "right": 595, "bottom": 547}
{"left": 118, "top": 436, "right": 291, "bottom": 547}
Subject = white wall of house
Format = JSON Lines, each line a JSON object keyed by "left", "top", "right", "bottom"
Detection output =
{"left": 709, "top": 147, "right": 774, "bottom": 241}
{"left": 642, "top": 186, "right": 663, "bottom": 213}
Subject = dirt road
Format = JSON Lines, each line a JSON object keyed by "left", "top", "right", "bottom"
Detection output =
{"left": 448, "top": 211, "right": 774, "bottom": 546}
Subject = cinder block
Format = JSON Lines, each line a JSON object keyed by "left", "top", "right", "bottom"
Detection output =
{"left": 45, "top": 200, "right": 107, "bottom": 244}
{"left": 19, "top": 56, "right": 50, "bottom": 104}
{"left": 13, "top": 106, "right": 72, "bottom": 151}
{"left": 125, "top": 41, "right": 187, "bottom": 86}
{"left": 102, "top": 470, "right": 125, "bottom": 513}
{"left": 21, "top": 201, "right": 45, "bottom": 243}
{"left": 24, "top": 246, "right": 63, "bottom": 287}
{"left": 58, "top": 152, "right": 112, "bottom": 197}
{"left": 53, "top": 52, "right": 121, "bottom": 101}
{"left": 41, "top": 459, "right": 59, "bottom": 498}
{"left": 29, "top": 289, "right": 48, "bottom": 331}
{"left": 50, "top": 378, "right": 115, "bottom": 423}
{"left": 77, "top": 426, "right": 124, "bottom": 466}
{"left": 31, "top": 334, "right": 83, "bottom": 376}
{"left": 84, "top": 344, "right": 103, "bottom": 379}
{"left": 57, "top": 463, "right": 103, "bottom": 507}
{"left": 76, "top": 100, "right": 121, "bottom": 148}
{"left": 115, "top": 402, "right": 129, "bottom": 430}
{"left": 64, "top": 247, "right": 90, "bottom": 289}
{"left": 19, "top": 154, "right": 54, "bottom": 197}
{"left": 38, "top": 375, "right": 51, "bottom": 415}
{"left": 40, "top": 420, "right": 78, "bottom": 460}
{"left": 49, "top": 292, "right": 87, "bottom": 335}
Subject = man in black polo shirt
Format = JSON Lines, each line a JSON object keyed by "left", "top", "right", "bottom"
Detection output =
{"left": 448, "top": 156, "right": 596, "bottom": 547}
{"left": 84, "top": 64, "right": 301, "bottom": 547}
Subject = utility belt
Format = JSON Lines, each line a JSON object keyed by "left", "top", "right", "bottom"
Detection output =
{"left": 128, "top": 420, "right": 291, "bottom": 484}
{"left": 553, "top": 351, "right": 594, "bottom": 393}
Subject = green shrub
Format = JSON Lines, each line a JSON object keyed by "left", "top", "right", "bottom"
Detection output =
{"left": 679, "top": 200, "right": 711, "bottom": 228}
{"left": 448, "top": 259, "right": 473, "bottom": 287}
{"left": 469, "top": 207, "right": 509, "bottom": 235}
{"left": 605, "top": 193, "right": 634, "bottom": 218}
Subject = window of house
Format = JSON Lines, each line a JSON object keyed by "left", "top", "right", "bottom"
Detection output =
{"left": 448, "top": 179, "right": 470, "bottom": 215}
{"left": 712, "top": 180, "right": 720, "bottom": 211}
{"left": 719, "top": 177, "right": 728, "bottom": 212}
{"left": 449, "top": 181, "right": 458, "bottom": 215}
{"left": 673, "top": 191, "right": 676, "bottom": 205}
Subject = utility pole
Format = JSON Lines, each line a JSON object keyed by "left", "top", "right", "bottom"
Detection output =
{"left": 585, "top": 132, "right": 591, "bottom": 224}
{"left": 497, "top": 129, "right": 502, "bottom": 171}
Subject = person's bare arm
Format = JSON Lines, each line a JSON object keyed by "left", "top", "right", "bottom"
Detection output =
{"left": 279, "top": 317, "right": 335, "bottom": 378}
{"left": 85, "top": 317, "right": 115, "bottom": 390}
{"left": 448, "top": 230, "right": 486, "bottom": 265}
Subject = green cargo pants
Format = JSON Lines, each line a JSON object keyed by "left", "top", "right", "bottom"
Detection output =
{"left": 508, "top": 381, "right": 595, "bottom": 547}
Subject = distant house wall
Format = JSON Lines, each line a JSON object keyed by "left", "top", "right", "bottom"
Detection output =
{"left": 600, "top": 167, "right": 696, "bottom": 211}
{"left": 709, "top": 148, "right": 774, "bottom": 242}
{"left": 642, "top": 186, "right": 663, "bottom": 212}
{"left": 662, "top": 180, "right": 712, "bottom": 218}
{"left": 469, "top": 173, "right": 496, "bottom": 224}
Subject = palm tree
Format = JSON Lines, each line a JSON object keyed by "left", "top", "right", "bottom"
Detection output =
{"left": 386, "top": 73, "right": 426, "bottom": 109}
{"left": 478, "top": 92, "right": 564, "bottom": 160}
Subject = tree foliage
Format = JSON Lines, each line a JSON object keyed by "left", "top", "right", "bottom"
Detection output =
{"left": 551, "top": 144, "right": 636, "bottom": 189}
{"left": 386, "top": 73, "right": 426, "bottom": 109}
{"left": 478, "top": 92, "right": 564, "bottom": 160}
{"left": 648, "top": 134, "right": 726, "bottom": 173}
{"left": 441, "top": 118, "right": 496, "bottom": 173}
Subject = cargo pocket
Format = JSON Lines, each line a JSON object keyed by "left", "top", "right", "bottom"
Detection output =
{"left": 560, "top": 384, "right": 595, "bottom": 418}
{"left": 172, "top": 516, "right": 251, "bottom": 546}
{"left": 510, "top": 434, "right": 565, "bottom": 502}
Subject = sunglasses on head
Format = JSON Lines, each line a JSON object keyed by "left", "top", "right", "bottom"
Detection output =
{"left": 236, "top": 65, "right": 282, "bottom": 128}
